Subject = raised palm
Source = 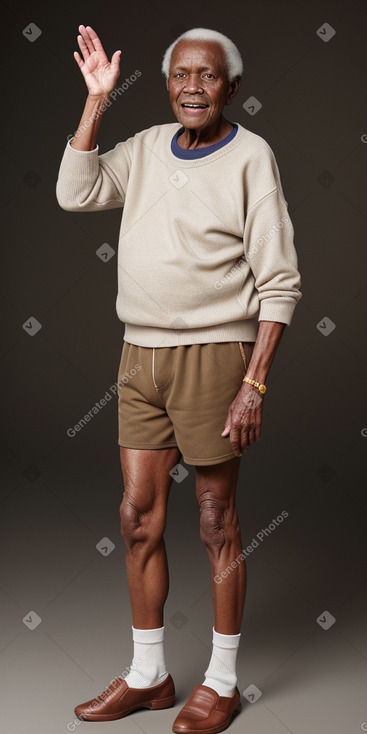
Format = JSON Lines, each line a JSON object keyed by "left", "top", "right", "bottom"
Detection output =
{"left": 74, "top": 25, "right": 121, "bottom": 97}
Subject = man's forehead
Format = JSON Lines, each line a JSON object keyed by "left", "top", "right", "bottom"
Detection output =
{"left": 170, "top": 40, "right": 224, "bottom": 66}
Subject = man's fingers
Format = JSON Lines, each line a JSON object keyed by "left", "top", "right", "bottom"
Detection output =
{"left": 248, "top": 428, "right": 256, "bottom": 445}
{"left": 229, "top": 425, "right": 243, "bottom": 456}
{"left": 238, "top": 426, "right": 250, "bottom": 452}
{"left": 111, "top": 50, "right": 122, "bottom": 62}
{"left": 255, "top": 423, "right": 262, "bottom": 442}
{"left": 73, "top": 50, "right": 83, "bottom": 67}
{"left": 85, "top": 25, "right": 105, "bottom": 53}
{"left": 79, "top": 24, "right": 95, "bottom": 55}
{"left": 77, "top": 24, "right": 111, "bottom": 66}
{"left": 77, "top": 33, "right": 90, "bottom": 60}
{"left": 110, "top": 50, "right": 122, "bottom": 72}
{"left": 221, "top": 408, "right": 232, "bottom": 436}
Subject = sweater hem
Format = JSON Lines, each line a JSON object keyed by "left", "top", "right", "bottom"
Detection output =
{"left": 122, "top": 320, "right": 259, "bottom": 347}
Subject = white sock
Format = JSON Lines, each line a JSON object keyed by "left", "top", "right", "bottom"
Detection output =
{"left": 202, "top": 627, "right": 241, "bottom": 697}
{"left": 124, "top": 625, "right": 169, "bottom": 688}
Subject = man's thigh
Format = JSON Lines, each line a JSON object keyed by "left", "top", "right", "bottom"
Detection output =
{"left": 119, "top": 446, "right": 182, "bottom": 510}
{"left": 195, "top": 455, "right": 242, "bottom": 507}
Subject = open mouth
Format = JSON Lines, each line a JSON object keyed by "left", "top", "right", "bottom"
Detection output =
{"left": 181, "top": 103, "right": 208, "bottom": 111}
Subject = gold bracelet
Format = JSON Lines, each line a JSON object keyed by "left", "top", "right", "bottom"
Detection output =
{"left": 243, "top": 376, "right": 267, "bottom": 394}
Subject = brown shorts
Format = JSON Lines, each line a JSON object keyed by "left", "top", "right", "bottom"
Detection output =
{"left": 117, "top": 340, "right": 255, "bottom": 466}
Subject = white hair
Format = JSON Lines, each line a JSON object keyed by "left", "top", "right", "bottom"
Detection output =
{"left": 161, "top": 28, "right": 243, "bottom": 84}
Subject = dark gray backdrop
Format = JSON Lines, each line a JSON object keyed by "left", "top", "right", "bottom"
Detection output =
{"left": 1, "top": 1, "right": 366, "bottom": 732}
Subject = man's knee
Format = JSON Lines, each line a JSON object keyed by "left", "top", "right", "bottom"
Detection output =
{"left": 119, "top": 491, "right": 166, "bottom": 552}
{"left": 197, "top": 492, "right": 239, "bottom": 559}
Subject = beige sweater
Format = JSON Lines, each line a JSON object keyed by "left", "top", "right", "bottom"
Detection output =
{"left": 56, "top": 122, "right": 302, "bottom": 347}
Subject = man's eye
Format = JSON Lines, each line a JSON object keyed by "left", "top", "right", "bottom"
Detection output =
{"left": 205, "top": 74, "right": 214, "bottom": 79}
{"left": 175, "top": 73, "right": 185, "bottom": 78}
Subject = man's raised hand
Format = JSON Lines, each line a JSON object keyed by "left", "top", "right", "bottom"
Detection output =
{"left": 74, "top": 25, "right": 121, "bottom": 97}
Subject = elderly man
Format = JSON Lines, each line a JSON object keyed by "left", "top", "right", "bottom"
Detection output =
{"left": 56, "top": 24, "right": 301, "bottom": 734}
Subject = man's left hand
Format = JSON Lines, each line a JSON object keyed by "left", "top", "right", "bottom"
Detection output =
{"left": 221, "top": 384, "right": 263, "bottom": 456}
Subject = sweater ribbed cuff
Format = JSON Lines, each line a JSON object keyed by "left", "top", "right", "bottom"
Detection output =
{"left": 258, "top": 298, "right": 299, "bottom": 325}
{"left": 67, "top": 138, "right": 99, "bottom": 154}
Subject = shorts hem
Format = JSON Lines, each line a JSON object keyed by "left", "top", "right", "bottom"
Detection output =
{"left": 182, "top": 452, "right": 239, "bottom": 466}
{"left": 118, "top": 440, "right": 180, "bottom": 450}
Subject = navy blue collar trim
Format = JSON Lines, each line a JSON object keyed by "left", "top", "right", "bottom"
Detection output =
{"left": 171, "top": 123, "right": 238, "bottom": 159}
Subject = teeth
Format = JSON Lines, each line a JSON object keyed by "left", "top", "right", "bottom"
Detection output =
{"left": 183, "top": 104, "right": 206, "bottom": 108}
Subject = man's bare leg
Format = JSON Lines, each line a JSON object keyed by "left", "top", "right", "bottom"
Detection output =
{"left": 73, "top": 446, "right": 181, "bottom": 718}
{"left": 195, "top": 456, "right": 244, "bottom": 634}
{"left": 171, "top": 455, "right": 244, "bottom": 732}
{"left": 119, "top": 446, "right": 182, "bottom": 629}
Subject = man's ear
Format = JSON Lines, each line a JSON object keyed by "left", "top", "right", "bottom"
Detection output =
{"left": 227, "top": 75, "right": 241, "bottom": 104}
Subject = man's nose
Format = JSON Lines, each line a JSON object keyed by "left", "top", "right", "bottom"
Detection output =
{"left": 184, "top": 74, "right": 203, "bottom": 92}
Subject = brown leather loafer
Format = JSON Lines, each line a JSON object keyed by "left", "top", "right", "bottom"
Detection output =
{"left": 74, "top": 673, "right": 175, "bottom": 721}
{"left": 172, "top": 684, "right": 241, "bottom": 734}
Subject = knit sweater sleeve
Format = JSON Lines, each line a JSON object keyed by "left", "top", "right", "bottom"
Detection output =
{"left": 242, "top": 147, "right": 302, "bottom": 325}
{"left": 56, "top": 137, "right": 133, "bottom": 211}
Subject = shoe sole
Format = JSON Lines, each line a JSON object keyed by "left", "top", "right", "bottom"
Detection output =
{"left": 76, "top": 693, "right": 176, "bottom": 721}
{"left": 172, "top": 702, "right": 241, "bottom": 734}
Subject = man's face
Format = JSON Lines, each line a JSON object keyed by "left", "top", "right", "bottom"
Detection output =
{"left": 168, "top": 40, "right": 238, "bottom": 130}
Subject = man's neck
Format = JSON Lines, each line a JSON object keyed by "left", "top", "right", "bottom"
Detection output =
{"left": 177, "top": 117, "right": 234, "bottom": 150}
